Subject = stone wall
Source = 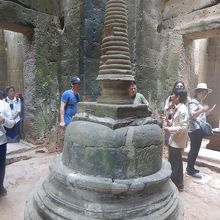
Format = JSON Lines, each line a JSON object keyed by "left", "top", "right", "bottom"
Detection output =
{"left": 0, "top": 0, "right": 60, "bottom": 145}
{"left": 0, "top": 30, "right": 7, "bottom": 90}
{"left": 160, "top": 0, "right": 220, "bottom": 124}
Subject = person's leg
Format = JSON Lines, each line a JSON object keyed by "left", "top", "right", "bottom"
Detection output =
{"left": 168, "top": 146, "right": 183, "bottom": 189}
{"left": 187, "top": 129, "right": 203, "bottom": 176}
{"left": 0, "top": 143, "right": 7, "bottom": 195}
{"left": 5, "top": 126, "right": 14, "bottom": 143}
{"left": 14, "top": 121, "right": 20, "bottom": 142}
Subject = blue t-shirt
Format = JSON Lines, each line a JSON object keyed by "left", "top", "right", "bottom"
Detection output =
{"left": 61, "top": 89, "right": 80, "bottom": 125}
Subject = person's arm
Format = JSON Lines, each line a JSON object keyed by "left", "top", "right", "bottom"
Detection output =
{"left": 141, "top": 94, "right": 149, "bottom": 106}
{"left": 13, "top": 99, "right": 21, "bottom": 120}
{"left": 168, "top": 112, "right": 188, "bottom": 134}
{"left": 164, "top": 96, "right": 172, "bottom": 111}
{"left": 59, "top": 101, "right": 66, "bottom": 128}
{"left": 206, "top": 104, "right": 216, "bottom": 116}
{"left": 1, "top": 103, "right": 16, "bottom": 128}
{"left": 191, "top": 105, "right": 209, "bottom": 119}
{"left": 164, "top": 107, "right": 188, "bottom": 134}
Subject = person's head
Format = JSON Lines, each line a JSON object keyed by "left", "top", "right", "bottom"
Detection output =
{"left": 194, "top": 83, "right": 212, "bottom": 101}
{"left": 0, "top": 90, "right": 5, "bottom": 100}
{"left": 128, "top": 81, "right": 137, "bottom": 98}
{"left": 70, "top": 76, "right": 80, "bottom": 93}
{"left": 172, "top": 80, "right": 185, "bottom": 92}
{"left": 172, "top": 88, "right": 187, "bottom": 105}
{"left": 5, "top": 86, "right": 15, "bottom": 99}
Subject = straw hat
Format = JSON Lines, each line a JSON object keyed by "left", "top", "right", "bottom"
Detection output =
{"left": 194, "top": 83, "right": 212, "bottom": 93}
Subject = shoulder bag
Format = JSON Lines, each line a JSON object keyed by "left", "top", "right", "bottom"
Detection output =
{"left": 195, "top": 120, "right": 213, "bottom": 138}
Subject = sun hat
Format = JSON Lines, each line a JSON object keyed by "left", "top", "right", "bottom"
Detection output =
{"left": 71, "top": 76, "right": 80, "bottom": 84}
{"left": 194, "top": 83, "right": 212, "bottom": 93}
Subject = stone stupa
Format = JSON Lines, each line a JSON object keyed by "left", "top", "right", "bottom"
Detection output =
{"left": 24, "top": 0, "right": 183, "bottom": 219}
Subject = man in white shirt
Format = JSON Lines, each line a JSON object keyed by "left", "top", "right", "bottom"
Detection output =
{"left": 0, "top": 99, "right": 15, "bottom": 196}
{"left": 128, "top": 81, "right": 149, "bottom": 106}
{"left": 4, "top": 86, "right": 21, "bottom": 143}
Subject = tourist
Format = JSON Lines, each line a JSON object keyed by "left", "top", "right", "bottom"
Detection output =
{"left": 0, "top": 98, "right": 16, "bottom": 196}
{"left": 163, "top": 88, "right": 189, "bottom": 192}
{"left": 163, "top": 80, "right": 186, "bottom": 146}
{"left": 59, "top": 76, "right": 81, "bottom": 128}
{"left": 186, "top": 83, "right": 215, "bottom": 178}
{"left": 128, "top": 81, "right": 149, "bottom": 105}
{"left": 3, "top": 86, "right": 21, "bottom": 143}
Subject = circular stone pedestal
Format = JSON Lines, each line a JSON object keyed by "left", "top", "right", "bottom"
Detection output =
{"left": 25, "top": 113, "right": 183, "bottom": 220}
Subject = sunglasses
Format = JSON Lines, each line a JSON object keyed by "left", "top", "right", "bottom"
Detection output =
{"left": 176, "top": 85, "right": 184, "bottom": 88}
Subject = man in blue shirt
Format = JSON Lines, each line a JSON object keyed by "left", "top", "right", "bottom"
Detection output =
{"left": 59, "top": 76, "right": 81, "bottom": 128}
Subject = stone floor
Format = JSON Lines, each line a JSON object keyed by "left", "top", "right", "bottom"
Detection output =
{"left": 0, "top": 141, "right": 220, "bottom": 220}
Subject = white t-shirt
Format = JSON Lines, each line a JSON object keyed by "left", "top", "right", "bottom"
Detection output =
{"left": 4, "top": 96, "right": 21, "bottom": 123}
{"left": 0, "top": 100, "right": 15, "bottom": 144}
{"left": 133, "top": 93, "right": 149, "bottom": 106}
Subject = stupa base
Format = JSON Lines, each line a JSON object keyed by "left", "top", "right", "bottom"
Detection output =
{"left": 24, "top": 158, "right": 183, "bottom": 220}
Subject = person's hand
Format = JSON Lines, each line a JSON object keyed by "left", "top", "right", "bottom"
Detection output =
{"left": 59, "top": 121, "right": 65, "bottom": 128}
{"left": 206, "top": 104, "right": 216, "bottom": 115}
{"left": 202, "top": 105, "right": 209, "bottom": 112}
{"left": 0, "top": 115, "right": 5, "bottom": 124}
{"left": 163, "top": 127, "right": 169, "bottom": 132}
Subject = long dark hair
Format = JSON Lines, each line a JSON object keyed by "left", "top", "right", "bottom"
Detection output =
{"left": 171, "top": 80, "right": 185, "bottom": 93}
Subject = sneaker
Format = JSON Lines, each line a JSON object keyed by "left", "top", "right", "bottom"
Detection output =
{"left": 194, "top": 168, "right": 200, "bottom": 173}
{"left": 186, "top": 167, "right": 200, "bottom": 173}
{"left": 186, "top": 171, "right": 202, "bottom": 179}
{"left": 177, "top": 186, "right": 184, "bottom": 192}
{"left": 0, "top": 187, "right": 7, "bottom": 196}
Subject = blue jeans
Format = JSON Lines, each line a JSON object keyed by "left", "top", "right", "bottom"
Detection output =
{"left": 187, "top": 129, "right": 203, "bottom": 173}
{"left": 168, "top": 146, "right": 183, "bottom": 188}
{"left": 0, "top": 143, "right": 7, "bottom": 187}
{"left": 5, "top": 121, "right": 20, "bottom": 143}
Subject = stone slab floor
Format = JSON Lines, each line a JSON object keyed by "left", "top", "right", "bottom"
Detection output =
{"left": 0, "top": 145, "right": 220, "bottom": 220}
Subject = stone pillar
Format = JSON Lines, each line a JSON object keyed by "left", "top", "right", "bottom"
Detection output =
{"left": 24, "top": 0, "right": 183, "bottom": 219}
{"left": 97, "top": 0, "right": 134, "bottom": 104}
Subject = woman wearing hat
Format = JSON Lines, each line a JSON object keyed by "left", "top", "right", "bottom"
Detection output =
{"left": 186, "top": 83, "right": 215, "bottom": 178}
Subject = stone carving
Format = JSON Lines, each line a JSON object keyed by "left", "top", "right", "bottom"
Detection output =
{"left": 97, "top": 0, "right": 134, "bottom": 104}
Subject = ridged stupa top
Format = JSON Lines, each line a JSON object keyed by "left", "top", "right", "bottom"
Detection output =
{"left": 97, "top": 0, "right": 134, "bottom": 81}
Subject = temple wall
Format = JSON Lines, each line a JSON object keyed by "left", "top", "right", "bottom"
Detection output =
{"left": 0, "top": 0, "right": 60, "bottom": 144}
{"left": 160, "top": 0, "right": 220, "bottom": 124}
{"left": 205, "top": 37, "right": 220, "bottom": 127}
{"left": 0, "top": 30, "right": 7, "bottom": 90}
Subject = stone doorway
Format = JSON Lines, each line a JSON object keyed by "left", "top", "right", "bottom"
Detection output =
{"left": 0, "top": 29, "right": 24, "bottom": 94}
{"left": 0, "top": 22, "right": 33, "bottom": 141}
{"left": 183, "top": 30, "right": 220, "bottom": 128}
{"left": 194, "top": 37, "right": 220, "bottom": 128}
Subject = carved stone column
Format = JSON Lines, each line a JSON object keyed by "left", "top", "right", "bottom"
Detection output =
{"left": 24, "top": 0, "right": 183, "bottom": 219}
{"left": 97, "top": 0, "right": 134, "bottom": 104}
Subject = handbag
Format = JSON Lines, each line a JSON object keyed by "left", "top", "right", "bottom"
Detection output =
{"left": 196, "top": 120, "right": 213, "bottom": 138}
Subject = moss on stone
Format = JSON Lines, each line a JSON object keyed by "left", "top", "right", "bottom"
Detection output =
{"left": 35, "top": 62, "right": 52, "bottom": 96}
{"left": 35, "top": 110, "right": 47, "bottom": 137}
